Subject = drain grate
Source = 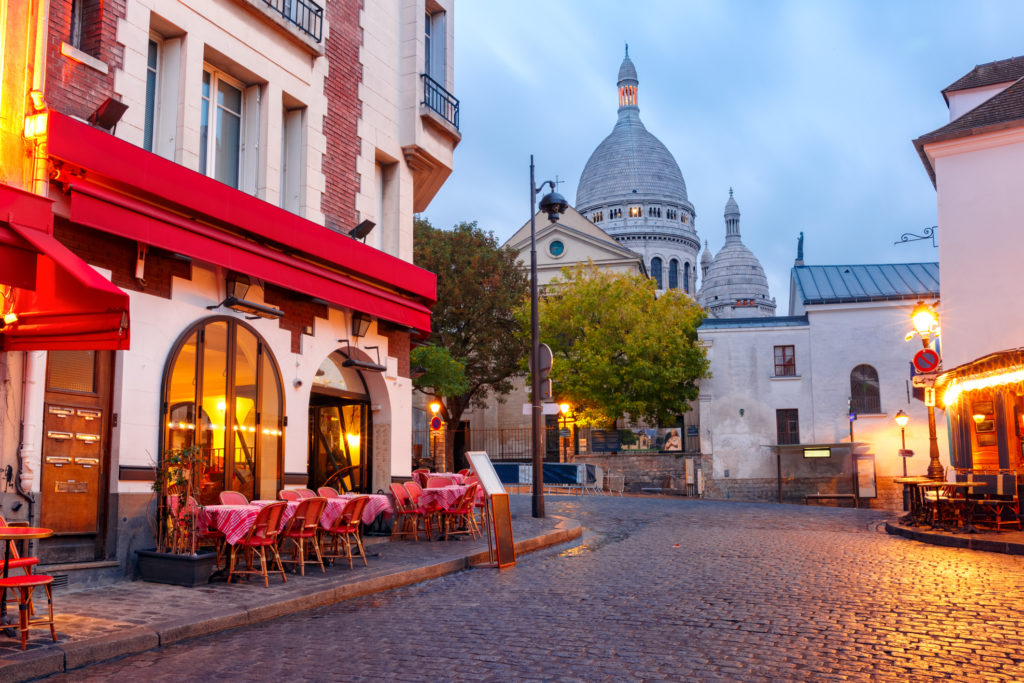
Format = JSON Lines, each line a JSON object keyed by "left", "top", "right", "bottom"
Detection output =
{"left": 50, "top": 575, "right": 69, "bottom": 589}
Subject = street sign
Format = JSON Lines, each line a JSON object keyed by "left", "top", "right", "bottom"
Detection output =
{"left": 430, "top": 416, "right": 442, "bottom": 430}
{"left": 898, "top": 449, "right": 914, "bottom": 457}
{"left": 539, "top": 378, "right": 552, "bottom": 401}
{"left": 924, "top": 387, "right": 935, "bottom": 407}
{"left": 912, "top": 371, "right": 939, "bottom": 388}
{"left": 528, "top": 343, "right": 553, "bottom": 380}
{"left": 913, "top": 348, "right": 941, "bottom": 374}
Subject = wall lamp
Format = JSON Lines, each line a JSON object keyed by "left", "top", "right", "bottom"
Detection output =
{"left": 351, "top": 311, "right": 372, "bottom": 337}
{"left": 207, "top": 273, "right": 283, "bottom": 319}
{"left": 337, "top": 338, "right": 386, "bottom": 372}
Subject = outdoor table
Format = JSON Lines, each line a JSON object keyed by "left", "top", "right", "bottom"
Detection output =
{"left": 205, "top": 501, "right": 297, "bottom": 545}
{"left": 946, "top": 481, "right": 988, "bottom": 533}
{"left": 0, "top": 527, "right": 52, "bottom": 629}
{"left": 335, "top": 494, "right": 393, "bottom": 526}
{"left": 894, "top": 477, "right": 933, "bottom": 525}
{"left": 420, "top": 484, "right": 468, "bottom": 512}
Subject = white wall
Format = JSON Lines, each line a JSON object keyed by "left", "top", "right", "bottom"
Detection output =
{"left": 926, "top": 128, "right": 1024, "bottom": 369}
{"left": 946, "top": 83, "right": 1012, "bottom": 122}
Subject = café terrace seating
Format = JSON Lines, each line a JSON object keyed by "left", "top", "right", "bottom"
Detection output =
{"left": 227, "top": 500, "right": 288, "bottom": 587}
{"left": 219, "top": 490, "right": 249, "bottom": 505}
{"left": 280, "top": 496, "right": 328, "bottom": 575}
{"left": 323, "top": 495, "right": 369, "bottom": 569}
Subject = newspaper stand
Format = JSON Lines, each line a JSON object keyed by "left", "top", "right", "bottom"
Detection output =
{"left": 466, "top": 451, "right": 515, "bottom": 568}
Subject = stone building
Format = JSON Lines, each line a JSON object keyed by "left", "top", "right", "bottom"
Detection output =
{"left": 0, "top": 0, "right": 458, "bottom": 583}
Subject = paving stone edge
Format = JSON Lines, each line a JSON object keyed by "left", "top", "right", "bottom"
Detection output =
{"left": 4, "top": 517, "right": 582, "bottom": 682}
{"left": 884, "top": 520, "right": 1024, "bottom": 555}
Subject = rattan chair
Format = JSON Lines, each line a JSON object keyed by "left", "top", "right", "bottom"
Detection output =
{"left": 219, "top": 490, "right": 249, "bottom": 505}
{"left": 279, "top": 489, "right": 301, "bottom": 501}
{"left": 323, "top": 495, "right": 369, "bottom": 569}
{"left": 280, "top": 497, "right": 327, "bottom": 575}
{"left": 440, "top": 483, "right": 480, "bottom": 541}
{"left": 227, "top": 501, "right": 288, "bottom": 587}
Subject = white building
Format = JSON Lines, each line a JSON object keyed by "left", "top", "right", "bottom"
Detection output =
{"left": 698, "top": 259, "right": 945, "bottom": 507}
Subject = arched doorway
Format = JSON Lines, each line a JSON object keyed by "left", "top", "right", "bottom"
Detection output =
{"left": 308, "top": 352, "right": 372, "bottom": 493}
{"left": 161, "top": 317, "right": 284, "bottom": 504}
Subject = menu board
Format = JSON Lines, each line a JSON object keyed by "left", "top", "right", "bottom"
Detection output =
{"left": 467, "top": 451, "right": 506, "bottom": 496}
{"left": 466, "top": 451, "right": 515, "bottom": 567}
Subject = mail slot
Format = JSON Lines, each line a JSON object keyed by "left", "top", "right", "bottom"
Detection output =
{"left": 75, "top": 458, "right": 100, "bottom": 468}
{"left": 47, "top": 406, "right": 74, "bottom": 418}
{"left": 47, "top": 431, "right": 73, "bottom": 441}
{"left": 75, "top": 433, "right": 101, "bottom": 443}
{"left": 76, "top": 409, "right": 102, "bottom": 420}
{"left": 45, "top": 456, "right": 71, "bottom": 464}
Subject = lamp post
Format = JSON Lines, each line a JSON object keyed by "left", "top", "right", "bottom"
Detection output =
{"left": 429, "top": 400, "right": 442, "bottom": 471}
{"left": 894, "top": 409, "right": 909, "bottom": 477}
{"left": 529, "top": 155, "right": 568, "bottom": 518}
{"left": 559, "top": 402, "right": 571, "bottom": 461}
{"left": 908, "top": 301, "right": 944, "bottom": 480}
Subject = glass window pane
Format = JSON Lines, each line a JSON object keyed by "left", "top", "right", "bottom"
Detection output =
{"left": 259, "top": 348, "right": 282, "bottom": 499}
{"left": 47, "top": 350, "right": 96, "bottom": 392}
{"left": 165, "top": 331, "right": 198, "bottom": 455}
{"left": 200, "top": 72, "right": 211, "bottom": 176}
{"left": 216, "top": 105, "right": 241, "bottom": 188}
{"left": 144, "top": 40, "right": 158, "bottom": 152}
{"left": 199, "top": 321, "right": 229, "bottom": 501}
{"left": 217, "top": 80, "right": 242, "bottom": 114}
{"left": 231, "top": 326, "right": 258, "bottom": 501}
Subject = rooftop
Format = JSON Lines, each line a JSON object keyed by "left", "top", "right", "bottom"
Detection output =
{"left": 792, "top": 263, "right": 939, "bottom": 305}
{"left": 942, "top": 56, "right": 1024, "bottom": 98}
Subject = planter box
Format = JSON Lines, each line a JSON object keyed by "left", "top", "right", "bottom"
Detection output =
{"left": 137, "top": 549, "right": 218, "bottom": 587}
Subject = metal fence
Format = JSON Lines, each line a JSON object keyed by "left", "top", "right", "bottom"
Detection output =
{"left": 262, "top": 0, "right": 323, "bottom": 42}
{"left": 421, "top": 74, "right": 460, "bottom": 129}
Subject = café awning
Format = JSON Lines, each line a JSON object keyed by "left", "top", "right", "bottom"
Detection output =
{"left": 0, "top": 185, "right": 130, "bottom": 351}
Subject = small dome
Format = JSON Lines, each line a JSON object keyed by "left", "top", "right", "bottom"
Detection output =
{"left": 724, "top": 188, "right": 739, "bottom": 219}
{"left": 701, "top": 240, "right": 713, "bottom": 264}
{"left": 618, "top": 51, "right": 638, "bottom": 84}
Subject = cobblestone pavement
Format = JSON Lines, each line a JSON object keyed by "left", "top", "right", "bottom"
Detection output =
{"left": 42, "top": 496, "right": 1024, "bottom": 681}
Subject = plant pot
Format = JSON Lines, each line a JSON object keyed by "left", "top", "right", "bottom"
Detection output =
{"left": 136, "top": 549, "right": 218, "bottom": 587}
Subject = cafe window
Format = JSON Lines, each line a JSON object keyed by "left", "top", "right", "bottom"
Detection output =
{"left": 850, "top": 364, "right": 881, "bottom": 414}
{"left": 774, "top": 345, "right": 796, "bottom": 376}
{"left": 161, "top": 317, "right": 284, "bottom": 504}
{"left": 777, "top": 409, "right": 799, "bottom": 445}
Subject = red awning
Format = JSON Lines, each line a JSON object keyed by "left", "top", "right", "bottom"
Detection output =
{"left": 0, "top": 185, "right": 130, "bottom": 351}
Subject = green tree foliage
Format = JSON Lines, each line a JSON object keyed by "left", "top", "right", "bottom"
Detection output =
{"left": 410, "top": 345, "right": 470, "bottom": 398}
{"left": 413, "top": 218, "right": 529, "bottom": 465}
{"left": 530, "top": 263, "right": 709, "bottom": 427}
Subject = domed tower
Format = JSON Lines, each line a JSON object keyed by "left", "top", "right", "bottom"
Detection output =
{"left": 697, "top": 189, "right": 776, "bottom": 318}
{"left": 576, "top": 48, "right": 700, "bottom": 295}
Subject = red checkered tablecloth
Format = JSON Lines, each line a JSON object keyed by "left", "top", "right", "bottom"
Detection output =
{"left": 419, "top": 485, "right": 468, "bottom": 511}
{"left": 335, "top": 494, "right": 394, "bottom": 525}
{"left": 205, "top": 501, "right": 296, "bottom": 545}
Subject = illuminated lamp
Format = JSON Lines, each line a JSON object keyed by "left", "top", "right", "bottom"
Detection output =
{"left": 346, "top": 433, "right": 360, "bottom": 449}
{"left": 894, "top": 409, "right": 908, "bottom": 429}
{"left": 2, "top": 312, "right": 17, "bottom": 327}
{"left": 973, "top": 414, "right": 985, "bottom": 425}
{"left": 429, "top": 401, "right": 441, "bottom": 415}
{"left": 351, "top": 312, "right": 372, "bottom": 338}
{"left": 559, "top": 402, "right": 570, "bottom": 416}
{"left": 23, "top": 112, "right": 47, "bottom": 139}
{"left": 207, "top": 272, "right": 283, "bottom": 319}
{"left": 911, "top": 301, "right": 937, "bottom": 338}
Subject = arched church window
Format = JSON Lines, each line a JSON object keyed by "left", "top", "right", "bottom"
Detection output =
{"left": 162, "top": 317, "right": 284, "bottom": 505}
{"left": 683, "top": 262, "right": 690, "bottom": 293}
{"left": 850, "top": 364, "right": 881, "bottom": 414}
{"left": 668, "top": 259, "right": 678, "bottom": 289}
{"left": 651, "top": 257, "right": 663, "bottom": 289}
{"left": 630, "top": 207, "right": 641, "bottom": 218}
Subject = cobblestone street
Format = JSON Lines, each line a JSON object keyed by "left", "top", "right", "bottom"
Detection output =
{"left": 43, "top": 496, "right": 1024, "bottom": 681}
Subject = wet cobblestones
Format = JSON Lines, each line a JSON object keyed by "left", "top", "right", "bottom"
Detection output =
{"left": 43, "top": 496, "right": 1024, "bottom": 681}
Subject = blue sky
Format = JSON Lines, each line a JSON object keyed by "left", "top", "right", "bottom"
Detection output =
{"left": 420, "top": 0, "right": 1024, "bottom": 305}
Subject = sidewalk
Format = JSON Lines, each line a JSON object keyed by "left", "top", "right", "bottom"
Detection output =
{"left": 0, "top": 499, "right": 581, "bottom": 682}
{"left": 885, "top": 519, "right": 1024, "bottom": 555}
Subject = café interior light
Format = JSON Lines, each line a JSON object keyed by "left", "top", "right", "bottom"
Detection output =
{"left": 973, "top": 413, "right": 985, "bottom": 424}
{"left": 2, "top": 312, "right": 17, "bottom": 326}
{"left": 943, "top": 366, "right": 1024, "bottom": 407}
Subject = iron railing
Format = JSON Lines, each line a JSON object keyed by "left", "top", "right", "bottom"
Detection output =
{"left": 262, "top": 0, "right": 323, "bottom": 42}
{"left": 421, "top": 73, "right": 459, "bottom": 130}
{"left": 850, "top": 395, "right": 882, "bottom": 414}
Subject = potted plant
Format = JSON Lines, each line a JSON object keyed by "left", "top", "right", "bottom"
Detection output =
{"left": 137, "top": 445, "right": 219, "bottom": 587}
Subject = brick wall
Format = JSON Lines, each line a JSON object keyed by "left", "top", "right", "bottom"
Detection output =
{"left": 381, "top": 326, "right": 410, "bottom": 377}
{"left": 47, "top": 0, "right": 126, "bottom": 120}
{"left": 54, "top": 219, "right": 191, "bottom": 298}
{"left": 321, "top": 0, "right": 363, "bottom": 234}
{"left": 263, "top": 284, "right": 329, "bottom": 354}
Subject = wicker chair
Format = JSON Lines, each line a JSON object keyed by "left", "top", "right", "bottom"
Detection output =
{"left": 440, "top": 483, "right": 481, "bottom": 541}
{"left": 323, "top": 495, "right": 369, "bottom": 569}
{"left": 280, "top": 497, "right": 327, "bottom": 575}
{"left": 219, "top": 490, "right": 249, "bottom": 505}
{"left": 279, "top": 489, "right": 301, "bottom": 501}
{"left": 317, "top": 487, "right": 341, "bottom": 498}
{"left": 227, "top": 501, "right": 288, "bottom": 587}
{"left": 295, "top": 488, "right": 317, "bottom": 499}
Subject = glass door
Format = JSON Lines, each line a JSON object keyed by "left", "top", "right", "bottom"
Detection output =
{"left": 309, "top": 399, "right": 369, "bottom": 492}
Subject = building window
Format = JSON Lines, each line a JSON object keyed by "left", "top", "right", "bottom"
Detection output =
{"left": 777, "top": 409, "right": 799, "bottom": 445}
{"left": 200, "top": 68, "right": 243, "bottom": 188}
{"left": 549, "top": 240, "right": 565, "bottom": 257}
{"left": 850, "top": 364, "right": 881, "bottom": 414}
{"left": 162, "top": 317, "right": 284, "bottom": 505}
{"left": 683, "top": 262, "right": 690, "bottom": 293}
{"left": 281, "top": 101, "right": 306, "bottom": 214}
{"left": 651, "top": 257, "right": 663, "bottom": 289}
{"left": 774, "top": 345, "right": 795, "bottom": 376}
{"left": 143, "top": 39, "right": 159, "bottom": 152}
{"left": 629, "top": 206, "right": 641, "bottom": 218}
{"left": 424, "top": 7, "right": 446, "bottom": 82}
{"left": 69, "top": 0, "right": 100, "bottom": 54}
{"left": 668, "top": 259, "right": 678, "bottom": 289}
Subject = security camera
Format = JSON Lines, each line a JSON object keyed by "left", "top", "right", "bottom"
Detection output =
{"left": 293, "top": 379, "right": 303, "bottom": 388}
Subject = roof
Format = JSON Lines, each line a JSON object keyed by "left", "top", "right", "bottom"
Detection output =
{"left": 792, "top": 263, "right": 939, "bottom": 305}
{"left": 942, "top": 56, "right": 1024, "bottom": 99}
{"left": 914, "top": 77, "right": 1024, "bottom": 185}
{"left": 699, "top": 315, "right": 808, "bottom": 330}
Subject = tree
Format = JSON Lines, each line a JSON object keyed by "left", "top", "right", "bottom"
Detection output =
{"left": 413, "top": 217, "right": 529, "bottom": 469}
{"left": 529, "top": 263, "right": 709, "bottom": 427}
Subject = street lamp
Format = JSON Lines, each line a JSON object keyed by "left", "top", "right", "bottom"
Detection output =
{"left": 429, "top": 401, "right": 442, "bottom": 470}
{"left": 559, "top": 402, "right": 571, "bottom": 461}
{"left": 529, "top": 155, "right": 568, "bottom": 518}
{"left": 894, "top": 409, "right": 909, "bottom": 477}
{"left": 907, "top": 301, "right": 944, "bottom": 480}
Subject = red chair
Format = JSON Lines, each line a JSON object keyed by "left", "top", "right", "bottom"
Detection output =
{"left": 296, "top": 488, "right": 317, "bottom": 499}
{"left": 458, "top": 469, "right": 471, "bottom": 476}
{"left": 412, "top": 468, "right": 429, "bottom": 487}
{"left": 323, "top": 496, "right": 369, "bottom": 569}
{"left": 317, "top": 487, "right": 340, "bottom": 498}
{"left": 389, "top": 483, "right": 428, "bottom": 542}
{"left": 426, "top": 476, "right": 454, "bottom": 488}
{"left": 280, "top": 497, "right": 327, "bottom": 575}
{"left": 219, "top": 490, "right": 249, "bottom": 505}
{"left": 0, "top": 574, "right": 56, "bottom": 650}
{"left": 279, "top": 489, "right": 301, "bottom": 501}
{"left": 440, "top": 483, "right": 481, "bottom": 541}
{"left": 464, "top": 475, "right": 486, "bottom": 527}
{"left": 404, "top": 480, "right": 439, "bottom": 538}
{"left": 227, "top": 501, "right": 288, "bottom": 587}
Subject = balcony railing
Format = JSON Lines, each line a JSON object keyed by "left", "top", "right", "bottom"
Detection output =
{"left": 262, "top": 0, "right": 323, "bottom": 42}
{"left": 421, "top": 73, "right": 460, "bottom": 130}
{"left": 850, "top": 395, "right": 882, "bottom": 415}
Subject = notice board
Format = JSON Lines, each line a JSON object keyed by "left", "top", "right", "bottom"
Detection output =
{"left": 467, "top": 451, "right": 515, "bottom": 567}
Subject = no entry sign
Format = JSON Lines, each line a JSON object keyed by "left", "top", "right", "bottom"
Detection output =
{"left": 913, "top": 348, "right": 940, "bottom": 374}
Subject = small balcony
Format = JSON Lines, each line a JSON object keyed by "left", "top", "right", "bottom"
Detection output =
{"left": 262, "top": 0, "right": 323, "bottom": 42}
{"left": 421, "top": 73, "right": 459, "bottom": 130}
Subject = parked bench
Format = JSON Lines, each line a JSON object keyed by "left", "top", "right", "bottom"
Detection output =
{"left": 804, "top": 493, "right": 858, "bottom": 507}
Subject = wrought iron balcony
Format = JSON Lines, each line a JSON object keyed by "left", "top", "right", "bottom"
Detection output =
{"left": 262, "top": 0, "right": 323, "bottom": 42}
{"left": 421, "top": 73, "right": 459, "bottom": 130}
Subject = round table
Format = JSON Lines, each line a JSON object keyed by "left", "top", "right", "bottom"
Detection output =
{"left": 0, "top": 527, "right": 52, "bottom": 628}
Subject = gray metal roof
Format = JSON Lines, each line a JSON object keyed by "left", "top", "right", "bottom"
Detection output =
{"left": 700, "top": 315, "right": 808, "bottom": 330}
{"left": 792, "top": 263, "right": 939, "bottom": 305}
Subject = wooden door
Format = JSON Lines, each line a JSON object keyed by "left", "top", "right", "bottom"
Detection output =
{"left": 40, "top": 351, "right": 112, "bottom": 549}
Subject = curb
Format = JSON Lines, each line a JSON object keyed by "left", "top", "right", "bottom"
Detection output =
{"left": 5, "top": 518, "right": 582, "bottom": 682}
{"left": 884, "top": 520, "right": 1024, "bottom": 555}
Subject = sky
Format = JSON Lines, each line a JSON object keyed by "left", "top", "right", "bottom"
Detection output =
{"left": 421, "top": 0, "right": 1024, "bottom": 307}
